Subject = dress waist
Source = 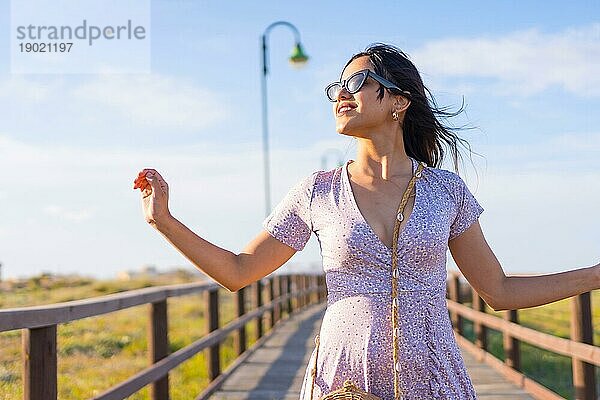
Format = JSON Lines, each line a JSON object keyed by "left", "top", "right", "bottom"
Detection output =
{"left": 326, "top": 287, "right": 446, "bottom": 303}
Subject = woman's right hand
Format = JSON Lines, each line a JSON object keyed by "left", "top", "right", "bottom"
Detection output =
{"left": 133, "top": 168, "right": 172, "bottom": 228}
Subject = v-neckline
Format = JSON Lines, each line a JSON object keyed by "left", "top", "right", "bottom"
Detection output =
{"left": 343, "top": 157, "right": 421, "bottom": 253}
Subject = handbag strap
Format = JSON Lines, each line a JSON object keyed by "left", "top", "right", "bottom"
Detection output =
{"left": 310, "top": 158, "right": 426, "bottom": 400}
{"left": 392, "top": 160, "right": 425, "bottom": 399}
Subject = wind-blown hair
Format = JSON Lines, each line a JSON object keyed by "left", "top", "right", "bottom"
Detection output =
{"left": 344, "top": 43, "right": 479, "bottom": 174}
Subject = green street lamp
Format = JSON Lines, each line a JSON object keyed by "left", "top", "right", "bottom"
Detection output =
{"left": 290, "top": 43, "right": 309, "bottom": 64}
{"left": 261, "top": 21, "right": 309, "bottom": 217}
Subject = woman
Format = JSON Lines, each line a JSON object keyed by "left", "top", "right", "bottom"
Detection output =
{"left": 133, "top": 43, "right": 599, "bottom": 399}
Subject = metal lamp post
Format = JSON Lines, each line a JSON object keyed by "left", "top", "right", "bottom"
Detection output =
{"left": 261, "top": 21, "right": 309, "bottom": 217}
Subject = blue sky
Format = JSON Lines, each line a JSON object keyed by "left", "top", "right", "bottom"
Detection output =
{"left": 0, "top": 1, "right": 598, "bottom": 280}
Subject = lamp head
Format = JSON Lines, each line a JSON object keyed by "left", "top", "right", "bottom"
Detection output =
{"left": 289, "top": 43, "right": 309, "bottom": 68}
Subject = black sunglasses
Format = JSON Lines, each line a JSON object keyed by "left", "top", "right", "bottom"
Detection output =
{"left": 325, "top": 69, "right": 411, "bottom": 102}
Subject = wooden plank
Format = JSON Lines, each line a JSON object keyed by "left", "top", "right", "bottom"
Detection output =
{"left": 303, "top": 275, "right": 310, "bottom": 307}
{"left": 503, "top": 309, "right": 520, "bottom": 371}
{"left": 472, "top": 288, "right": 488, "bottom": 351}
{"left": 293, "top": 275, "right": 302, "bottom": 310}
{"left": 206, "top": 288, "right": 220, "bottom": 381}
{"left": 23, "top": 325, "right": 57, "bottom": 400}
{"left": 448, "top": 273, "right": 463, "bottom": 335}
{"left": 0, "top": 281, "right": 214, "bottom": 331}
{"left": 285, "top": 275, "right": 292, "bottom": 315}
{"left": 149, "top": 300, "right": 169, "bottom": 400}
{"left": 318, "top": 275, "right": 326, "bottom": 303}
{"left": 254, "top": 280, "right": 263, "bottom": 339}
{"left": 272, "top": 275, "right": 281, "bottom": 325}
{"left": 267, "top": 276, "right": 275, "bottom": 330}
{"left": 309, "top": 275, "right": 318, "bottom": 305}
{"left": 234, "top": 288, "right": 247, "bottom": 355}
{"left": 571, "top": 292, "right": 597, "bottom": 400}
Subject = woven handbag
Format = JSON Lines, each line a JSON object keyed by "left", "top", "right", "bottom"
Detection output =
{"left": 309, "top": 159, "right": 426, "bottom": 400}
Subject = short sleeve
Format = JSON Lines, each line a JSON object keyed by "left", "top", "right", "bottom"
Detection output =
{"left": 262, "top": 172, "right": 317, "bottom": 251}
{"left": 449, "top": 175, "right": 484, "bottom": 241}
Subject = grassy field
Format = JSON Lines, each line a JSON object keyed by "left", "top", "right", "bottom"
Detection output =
{"left": 1, "top": 273, "right": 599, "bottom": 399}
{"left": 0, "top": 272, "right": 270, "bottom": 400}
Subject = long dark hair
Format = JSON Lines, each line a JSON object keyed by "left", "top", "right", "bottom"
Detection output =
{"left": 344, "top": 43, "right": 480, "bottom": 175}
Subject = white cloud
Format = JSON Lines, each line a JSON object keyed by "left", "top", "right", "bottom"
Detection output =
{"left": 0, "top": 73, "right": 228, "bottom": 140}
{"left": 474, "top": 131, "right": 600, "bottom": 172}
{"left": 71, "top": 74, "right": 227, "bottom": 130}
{"left": 411, "top": 24, "right": 600, "bottom": 97}
{"left": 0, "top": 75, "right": 63, "bottom": 102}
{"left": 43, "top": 205, "right": 94, "bottom": 222}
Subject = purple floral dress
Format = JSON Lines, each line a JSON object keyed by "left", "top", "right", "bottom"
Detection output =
{"left": 262, "top": 157, "right": 484, "bottom": 399}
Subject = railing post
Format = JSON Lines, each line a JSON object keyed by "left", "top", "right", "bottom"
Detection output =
{"left": 571, "top": 292, "right": 596, "bottom": 400}
{"left": 149, "top": 300, "right": 169, "bottom": 400}
{"left": 307, "top": 274, "right": 312, "bottom": 306}
{"left": 304, "top": 275, "right": 310, "bottom": 306}
{"left": 299, "top": 275, "right": 306, "bottom": 308}
{"left": 280, "top": 275, "right": 288, "bottom": 318}
{"left": 304, "top": 275, "right": 313, "bottom": 305}
{"left": 503, "top": 309, "right": 520, "bottom": 371}
{"left": 303, "top": 275, "right": 309, "bottom": 307}
{"left": 23, "top": 325, "right": 57, "bottom": 400}
{"left": 291, "top": 275, "right": 299, "bottom": 310}
{"left": 471, "top": 288, "right": 487, "bottom": 351}
{"left": 310, "top": 275, "right": 317, "bottom": 304}
{"left": 234, "top": 287, "right": 246, "bottom": 355}
{"left": 319, "top": 274, "right": 327, "bottom": 303}
{"left": 254, "top": 280, "right": 263, "bottom": 338}
{"left": 448, "top": 273, "right": 463, "bottom": 335}
{"left": 283, "top": 274, "right": 292, "bottom": 318}
{"left": 273, "top": 275, "right": 281, "bottom": 324}
{"left": 315, "top": 275, "right": 321, "bottom": 303}
{"left": 287, "top": 275, "right": 294, "bottom": 314}
{"left": 267, "top": 276, "right": 275, "bottom": 330}
{"left": 301, "top": 274, "right": 307, "bottom": 306}
{"left": 292, "top": 275, "right": 299, "bottom": 310}
{"left": 204, "top": 288, "right": 220, "bottom": 380}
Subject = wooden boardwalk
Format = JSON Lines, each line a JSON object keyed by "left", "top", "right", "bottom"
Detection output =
{"left": 208, "top": 303, "right": 537, "bottom": 400}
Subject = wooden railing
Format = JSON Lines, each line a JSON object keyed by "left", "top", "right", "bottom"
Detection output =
{"left": 0, "top": 273, "right": 327, "bottom": 400}
{"left": 447, "top": 270, "right": 598, "bottom": 400}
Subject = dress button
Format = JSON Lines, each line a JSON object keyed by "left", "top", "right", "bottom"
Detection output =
{"left": 397, "top": 212, "right": 404, "bottom": 222}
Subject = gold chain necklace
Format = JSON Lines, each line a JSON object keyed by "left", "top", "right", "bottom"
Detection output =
{"left": 310, "top": 158, "right": 427, "bottom": 400}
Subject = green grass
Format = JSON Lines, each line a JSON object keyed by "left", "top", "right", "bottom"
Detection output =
{"left": 0, "top": 273, "right": 276, "bottom": 400}
{"left": 460, "top": 291, "right": 600, "bottom": 399}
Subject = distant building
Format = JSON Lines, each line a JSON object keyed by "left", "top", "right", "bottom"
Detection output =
{"left": 117, "top": 264, "right": 158, "bottom": 281}
{"left": 117, "top": 264, "right": 209, "bottom": 281}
